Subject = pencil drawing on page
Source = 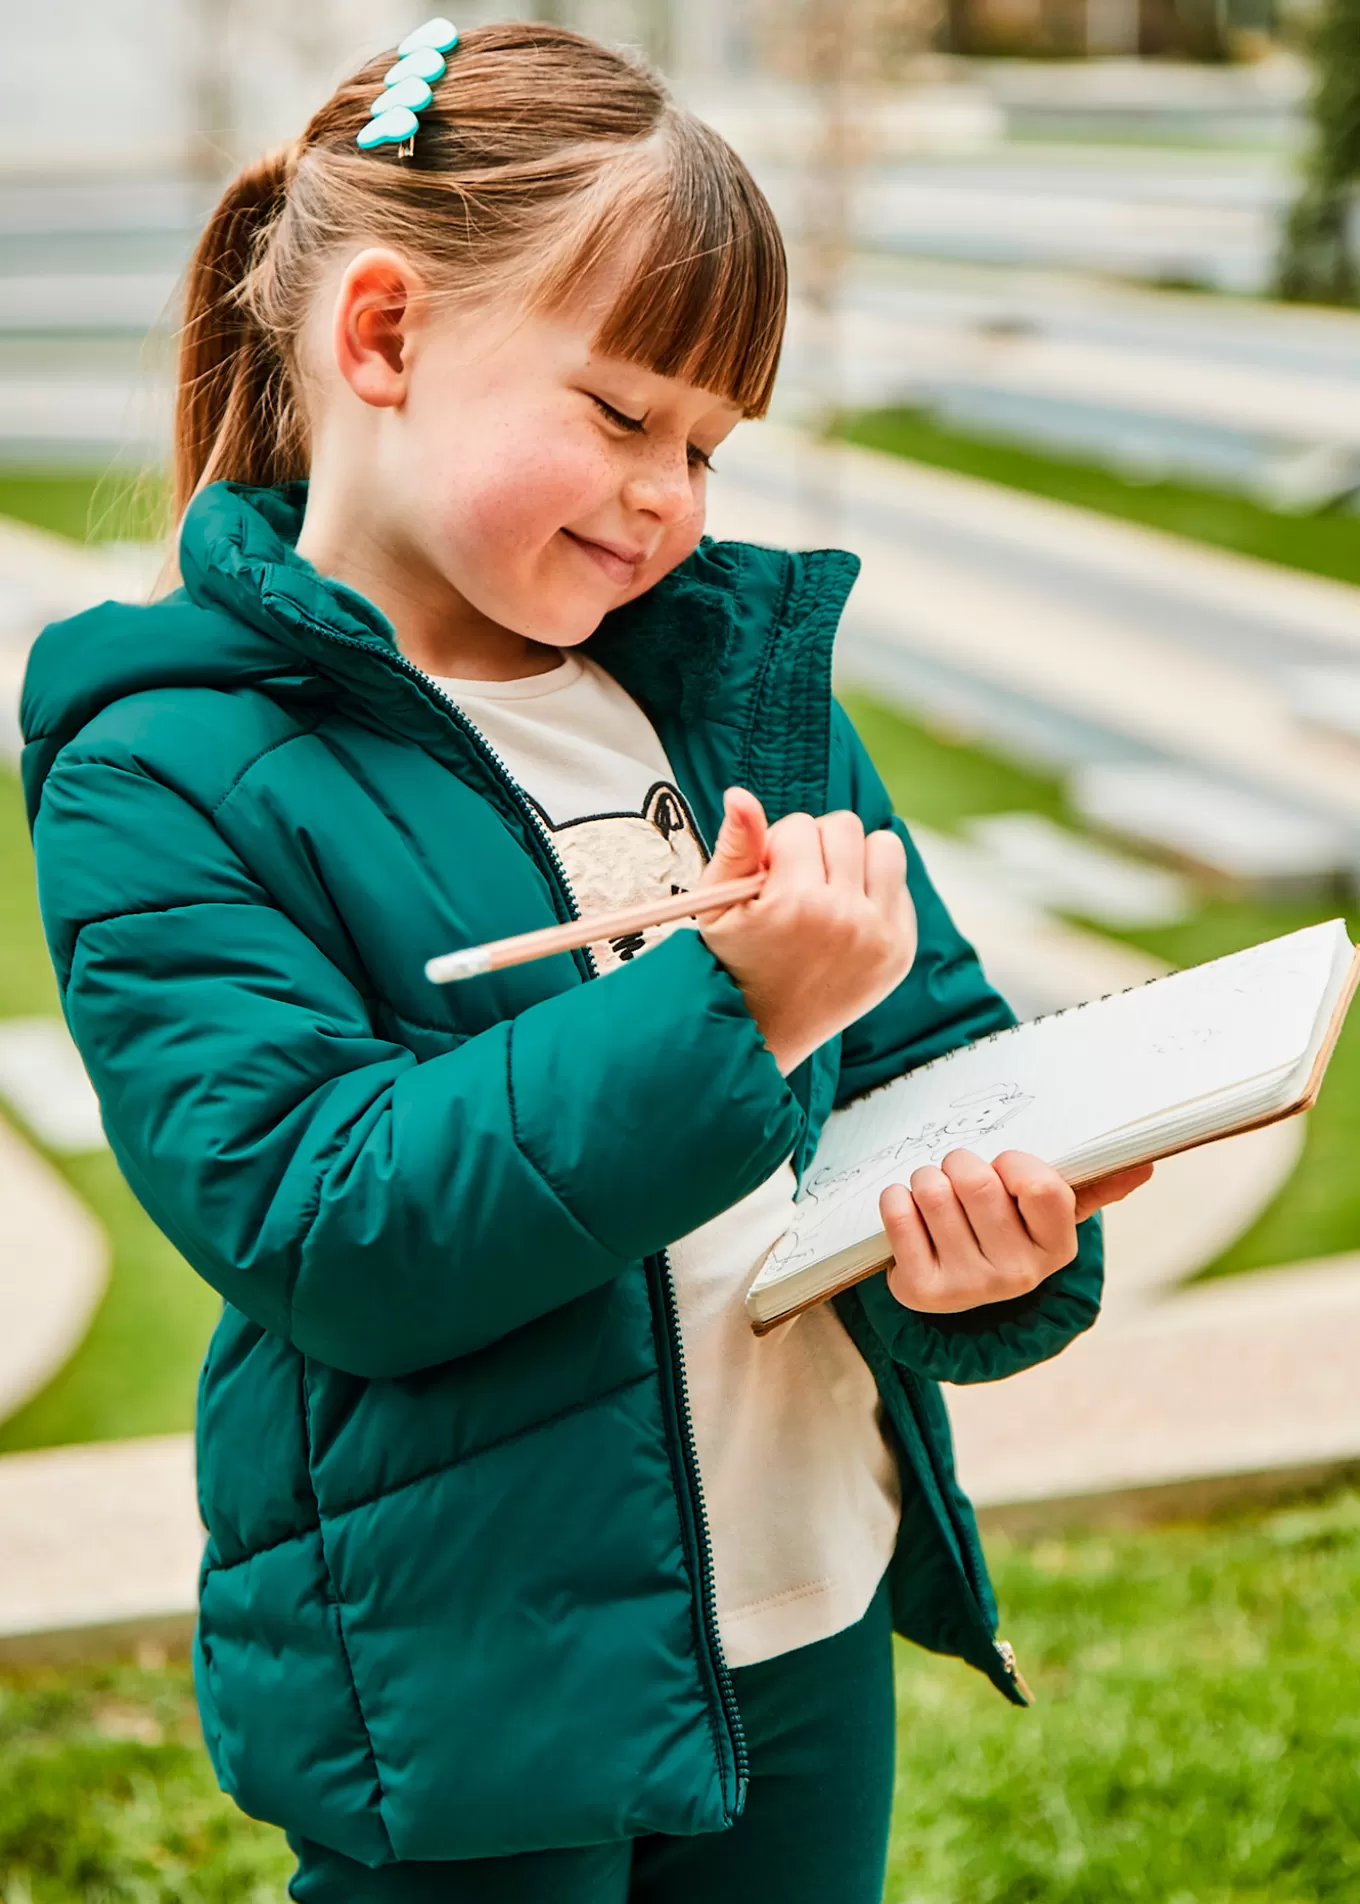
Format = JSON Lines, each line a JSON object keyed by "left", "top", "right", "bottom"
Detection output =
{"left": 766, "top": 1081, "right": 1035, "bottom": 1278}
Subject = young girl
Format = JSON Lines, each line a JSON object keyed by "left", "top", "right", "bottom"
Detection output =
{"left": 20, "top": 22, "right": 1148, "bottom": 1902}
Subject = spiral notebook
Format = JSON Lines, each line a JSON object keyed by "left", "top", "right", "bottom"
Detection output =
{"left": 746, "top": 920, "right": 1359, "bottom": 1335}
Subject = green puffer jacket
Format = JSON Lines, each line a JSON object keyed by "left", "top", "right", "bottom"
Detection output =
{"left": 20, "top": 481, "right": 1102, "bottom": 1866}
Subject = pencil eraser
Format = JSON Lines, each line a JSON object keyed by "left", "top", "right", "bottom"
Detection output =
{"left": 426, "top": 947, "right": 493, "bottom": 984}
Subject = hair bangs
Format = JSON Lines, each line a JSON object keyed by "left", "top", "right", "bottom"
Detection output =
{"left": 530, "top": 120, "right": 788, "bottom": 418}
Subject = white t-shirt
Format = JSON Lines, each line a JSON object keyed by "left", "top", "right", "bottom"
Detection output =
{"left": 430, "top": 650, "right": 902, "bottom": 1666}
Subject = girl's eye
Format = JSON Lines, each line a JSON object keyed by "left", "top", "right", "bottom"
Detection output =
{"left": 591, "top": 394, "right": 643, "bottom": 432}
{"left": 590, "top": 395, "right": 716, "bottom": 474}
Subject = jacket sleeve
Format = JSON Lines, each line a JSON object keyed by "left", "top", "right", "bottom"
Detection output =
{"left": 33, "top": 752, "right": 805, "bottom": 1380}
{"left": 831, "top": 701, "right": 1104, "bottom": 1385}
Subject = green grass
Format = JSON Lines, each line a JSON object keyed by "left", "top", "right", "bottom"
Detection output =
{"left": 841, "top": 691, "right": 1073, "bottom": 831}
{"left": 5, "top": 1488, "right": 1360, "bottom": 1901}
{"left": 0, "top": 762, "right": 58, "bottom": 1019}
{"left": 841, "top": 690, "right": 1360, "bottom": 1276}
{"left": 887, "top": 1488, "right": 1360, "bottom": 1903}
{"left": 0, "top": 767, "right": 218, "bottom": 1454}
{"left": 0, "top": 1647, "right": 290, "bottom": 1901}
{"left": 839, "top": 406, "right": 1360, "bottom": 591}
{"left": 0, "top": 468, "right": 168, "bottom": 545}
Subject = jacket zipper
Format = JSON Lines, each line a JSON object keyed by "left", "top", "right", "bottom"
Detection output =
{"left": 279, "top": 605, "right": 748, "bottom": 1803}
{"left": 652, "top": 1246, "right": 749, "bottom": 1814}
{"left": 897, "top": 1364, "right": 1031, "bottom": 1704}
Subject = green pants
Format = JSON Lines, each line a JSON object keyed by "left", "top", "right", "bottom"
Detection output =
{"left": 288, "top": 1570, "right": 897, "bottom": 1903}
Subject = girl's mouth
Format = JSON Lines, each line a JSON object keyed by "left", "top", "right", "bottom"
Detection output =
{"left": 561, "top": 529, "right": 641, "bottom": 587}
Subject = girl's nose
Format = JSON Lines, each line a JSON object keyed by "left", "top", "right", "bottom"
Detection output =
{"left": 621, "top": 447, "right": 697, "bottom": 524}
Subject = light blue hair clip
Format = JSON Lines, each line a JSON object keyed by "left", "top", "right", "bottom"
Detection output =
{"left": 356, "top": 18, "right": 459, "bottom": 154}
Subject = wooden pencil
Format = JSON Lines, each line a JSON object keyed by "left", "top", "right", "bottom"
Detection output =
{"left": 425, "top": 872, "right": 768, "bottom": 984}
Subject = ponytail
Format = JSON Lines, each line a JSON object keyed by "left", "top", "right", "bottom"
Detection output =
{"left": 172, "top": 144, "right": 307, "bottom": 521}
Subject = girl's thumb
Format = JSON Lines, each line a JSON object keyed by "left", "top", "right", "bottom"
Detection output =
{"left": 706, "top": 786, "right": 767, "bottom": 881}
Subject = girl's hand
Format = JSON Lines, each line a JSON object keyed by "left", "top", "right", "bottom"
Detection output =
{"left": 698, "top": 786, "right": 918, "bottom": 1077}
{"left": 881, "top": 1150, "right": 1153, "bottom": 1314}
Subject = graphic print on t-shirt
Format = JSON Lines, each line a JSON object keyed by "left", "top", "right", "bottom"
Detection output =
{"left": 530, "top": 780, "right": 709, "bottom": 974}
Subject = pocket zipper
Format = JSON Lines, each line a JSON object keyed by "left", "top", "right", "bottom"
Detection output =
{"left": 995, "top": 1637, "right": 1034, "bottom": 1703}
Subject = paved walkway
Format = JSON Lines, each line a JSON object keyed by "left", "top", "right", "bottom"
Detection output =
{"left": 786, "top": 266, "right": 1360, "bottom": 456}
{"left": 953, "top": 1252, "right": 1360, "bottom": 1529}
{"left": 0, "top": 1435, "right": 198, "bottom": 1663}
{"left": 0, "top": 1017, "right": 107, "bottom": 1153}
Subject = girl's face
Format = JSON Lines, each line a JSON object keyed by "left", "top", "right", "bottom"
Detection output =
{"left": 300, "top": 247, "right": 748, "bottom": 668}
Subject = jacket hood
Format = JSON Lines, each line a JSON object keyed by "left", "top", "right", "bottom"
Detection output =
{"left": 19, "top": 478, "right": 861, "bottom": 825}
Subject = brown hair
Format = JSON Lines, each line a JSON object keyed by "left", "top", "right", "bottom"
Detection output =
{"left": 172, "top": 22, "right": 787, "bottom": 524}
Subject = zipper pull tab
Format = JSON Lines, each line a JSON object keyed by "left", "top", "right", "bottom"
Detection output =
{"left": 995, "top": 1638, "right": 1035, "bottom": 1704}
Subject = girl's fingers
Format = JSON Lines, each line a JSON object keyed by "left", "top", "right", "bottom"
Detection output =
{"left": 697, "top": 788, "right": 769, "bottom": 929}
{"left": 880, "top": 1181, "right": 938, "bottom": 1303}
{"left": 939, "top": 1149, "right": 1032, "bottom": 1263}
{"left": 992, "top": 1151, "right": 1078, "bottom": 1260}
{"left": 816, "top": 809, "right": 867, "bottom": 891}
{"left": 701, "top": 785, "right": 768, "bottom": 886}
{"left": 865, "top": 826, "right": 908, "bottom": 911}
{"left": 887, "top": 1150, "right": 1088, "bottom": 1317}
{"left": 906, "top": 1164, "right": 989, "bottom": 1288}
{"left": 1073, "top": 1162, "right": 1154, "bottom": 1223}
{"left": 761, "top": 811, "right": 828, "bottom": 897}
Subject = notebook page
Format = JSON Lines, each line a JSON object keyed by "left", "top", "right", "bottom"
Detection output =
{"left": 753, "top": 921, "right": 1346, "bottom": 1296}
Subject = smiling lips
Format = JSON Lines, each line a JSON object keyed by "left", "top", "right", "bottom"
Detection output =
{"left": 563, "top": 529, "right": 649, "bottom": 586}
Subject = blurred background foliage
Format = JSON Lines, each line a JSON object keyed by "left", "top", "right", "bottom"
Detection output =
{"left": 1277, "top": 0, "right": 1360, "bottom": 303}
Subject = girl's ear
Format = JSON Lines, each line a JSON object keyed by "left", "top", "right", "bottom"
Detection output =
{"left": 331, "top": 246, "right": 427, "bottom": 410}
